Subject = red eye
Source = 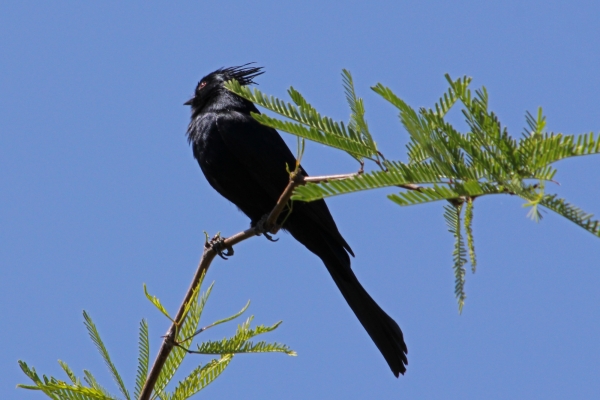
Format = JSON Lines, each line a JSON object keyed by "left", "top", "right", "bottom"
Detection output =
{"left": 198, "top": 81, "right": 207, "bottom": 90}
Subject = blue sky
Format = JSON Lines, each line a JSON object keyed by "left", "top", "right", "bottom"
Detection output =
{"left": 1, "top": 1, "right": 599, "bottom": 399}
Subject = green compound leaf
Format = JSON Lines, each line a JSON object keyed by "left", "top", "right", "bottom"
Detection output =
{"left": 192, "top": 317, "right": 296, "bottom": 355}
{"left": 143, "top": 284, "right": 173, "bottom": 322}
{"left": 171, "top": 355, "right": 233, "bottom": 400}
{"left": 134, "top": 319, "right": 150, "bottom": 400}
{"left": 83, "top": 311, "right": 130, "bottom": 400}
{"left": 540, "top": 195, "right": 600, "bottom": 237}
{"left": 464, "top": 199, "right": 477, "bottom": 272}
{"left": 58, "top": 360, "right": 78, "bottom": 385}
{"left": 444, "top": 204, "right": 467, "bottom": 313}
{"left": 342, "top": 69, "right": 376, "bottom": 150}
{"left": 225, "top": 79, "right": 377, "bottom": 158}
{"left": 17, "top": 360, "right": 116, "bottom": 400}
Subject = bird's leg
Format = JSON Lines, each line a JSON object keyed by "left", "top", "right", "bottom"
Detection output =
{"left": 254, "top": 214, "right": 279, "bottom": 242}
{"left": 205, "top": 233, "right": 234, "bottom": 259}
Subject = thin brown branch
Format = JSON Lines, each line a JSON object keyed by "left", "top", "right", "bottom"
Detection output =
{"left": 302, "top": 172, "right": 358, "bottom": 183}
{"left": 398, "top": 183, "right": 423, "bottom": 191}
{"left": 139, "top": 248, "right": 217, "bottom": 400}
{"left": 139, "top": 174, "right": 304, "bottom": 400}
{"left": 265, "top": 172, "right": 304, "bottom": 230}
{"left": 369, "top": 150, "right": 424, "bottom": 192}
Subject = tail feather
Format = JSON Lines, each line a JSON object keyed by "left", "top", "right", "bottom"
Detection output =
{"left": 286, "top": 215, "right": 408, "bottom": 376}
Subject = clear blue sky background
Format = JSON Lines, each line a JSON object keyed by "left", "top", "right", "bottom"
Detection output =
{"left": 2, "top": 1, "right": 599, "bottom": 399}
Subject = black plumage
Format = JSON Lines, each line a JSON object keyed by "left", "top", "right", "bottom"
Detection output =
{"left": 185, "top": 65, "right": 408, "bottom": 376}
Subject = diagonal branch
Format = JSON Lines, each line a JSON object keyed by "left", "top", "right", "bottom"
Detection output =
{"left": 139, "top": 171, "right": 346, "bottom": 400}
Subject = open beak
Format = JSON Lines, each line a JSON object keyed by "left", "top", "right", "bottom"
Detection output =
{"left": 183, "top": 98, "right": 193, "bottom": 106}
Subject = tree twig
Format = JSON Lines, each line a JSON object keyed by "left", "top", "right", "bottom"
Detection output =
{"left": 303, "top": 172, "right": 358, "bottom": 183}
{"left": 398, "top": 183, "right": 422, "bottom": 191}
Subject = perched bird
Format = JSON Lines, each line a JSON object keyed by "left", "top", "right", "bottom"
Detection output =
{"left": 184, "top": 64, "right": 408, "bottom": 376}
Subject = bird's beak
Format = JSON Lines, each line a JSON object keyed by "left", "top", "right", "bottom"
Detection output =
{"left": 183, "top": 98, "right": 193, "bottom": 106}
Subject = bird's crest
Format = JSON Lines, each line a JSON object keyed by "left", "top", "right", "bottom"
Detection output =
{"left": 215, "top": 63, "right": 264, "bottom": 86}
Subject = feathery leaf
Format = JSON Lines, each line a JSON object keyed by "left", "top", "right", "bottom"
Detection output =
{"left": 170, "top": 355, "right": 233, "bottom": 400}
{"left": 82, "top": 311, "right": 130, "bottom": 400}
{"left": 225, "top": 79, "right": 376, "bottom": 158}
{"left": 143, "top": 284, "right": 173, "bottom": 322}
{"left": 134, "top": 319, "right": 149, "bottom": 400}
{"left": 58, "top": 360, "right": 79, "bottom": 385}
{"left": 464, "top": 199, "right": 477, "bottom": 272}
{"left": 444, "top": 204, "right": 467, "bottom": 312}
{"left": 342, "top": 69, "right": 376, "bottom": 149}
{"left": 540, "top": 195, "right": 600, "bottom": 237}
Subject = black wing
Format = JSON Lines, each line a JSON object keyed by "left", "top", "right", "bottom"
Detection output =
{"left": 215, "top": 111, "right": 353, "bottom": 256}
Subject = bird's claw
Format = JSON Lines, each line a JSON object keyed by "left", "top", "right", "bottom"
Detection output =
{"left": 254, "top": 215, "right": 279, "bottom": 242}
{"left": 206, "top": 234, "right": 234, "bottom": 260}
{"left": 263, "top": 231, "right": 279, "bottom": 242}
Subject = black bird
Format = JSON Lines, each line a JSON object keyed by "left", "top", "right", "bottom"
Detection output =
{"left": 184, "top": 65, "right": 408, "bottom": 376}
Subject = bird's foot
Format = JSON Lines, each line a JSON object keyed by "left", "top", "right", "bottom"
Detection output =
{"left": 254, "top": 215, "right": 280, "bottom": 242}
{"left": 263, "top": 230, "right": 279, "bottom": 242}
{"left": 205, "top": 233, "right": 234, "bottom": 260}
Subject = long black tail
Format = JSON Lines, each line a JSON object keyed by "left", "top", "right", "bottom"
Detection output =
{"left": 286, "top": 214, "right": 408, "bottom": 377}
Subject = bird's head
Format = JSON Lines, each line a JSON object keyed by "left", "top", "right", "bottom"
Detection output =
{"left": 184, "top": 64, "right": 264, "bottom": 111}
